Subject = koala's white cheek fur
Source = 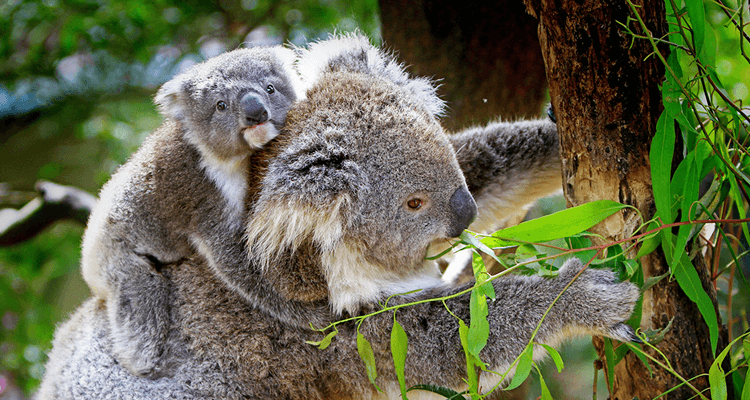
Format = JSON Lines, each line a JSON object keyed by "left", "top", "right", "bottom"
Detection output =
{"left": 322, "top": 242, "right": 445, "bottom": 315}
{"left": 243, "top": 123, "right": 278, "bottom": 149}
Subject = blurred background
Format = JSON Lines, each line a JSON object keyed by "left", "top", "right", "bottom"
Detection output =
{"left": 0, "top": 0, "right": 747, "bottom": 399}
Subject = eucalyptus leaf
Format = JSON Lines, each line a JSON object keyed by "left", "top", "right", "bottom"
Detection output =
{"left": 604, "top": 338, "right": 616, "bottom": 393}
{"left": 306, "top": 330, "right": 338, "bottom": 350}
{"left": 468, "top": 289, "right": 490, "bottom": 364}
{"left": 408, "top": 384, "right": 468, "bottom": 400}
{"left": 641, "top": 272, "right": 670, "bottom": 294}
{"left": 635, "top": 228, "right": 661, "bottom": 258}
{"left": 685, "top": 0, "right": 706, "bottom": 56}
{"left": 538, "top": 343, "right": 564, "bottom": 373}
{"left": 483, "top": 200, "right": 627, "bottom": 246}
{"left": 709, "top": 331, "right": 736, "bottom": 400}
{"left": 391, "top": 320, "right": 409, "bottom": 399}
{"left": 651, "top": 111, "right": 676, "bottom": 224}
{"left": 357, "top": 333, "right": 381, "bottom": 391}
{"left": 538, "top": 368, "right": 553, "bottom": 400}
{"left": 504, "top": 344, "right": 533, "bottom": 391}
{"left": 663, "top": 231, "right": 719, "bottom": 354}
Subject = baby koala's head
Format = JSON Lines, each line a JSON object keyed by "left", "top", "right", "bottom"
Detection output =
{"left": 155, "top": 46, "right": 303, "bottom": 161}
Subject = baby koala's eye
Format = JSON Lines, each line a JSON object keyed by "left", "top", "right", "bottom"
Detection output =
{"left": 406, "top": 198, "right": 424, "bottom": 210}
{"left": 266, "top": 84, "right": 275, "bottom": 94}
{"left": 216, "top": 101, "right": 228, "bottom": 111}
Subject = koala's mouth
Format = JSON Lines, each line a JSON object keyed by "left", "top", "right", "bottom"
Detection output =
{"left": 242, "top": 122, "right": 279, "bottom": 149}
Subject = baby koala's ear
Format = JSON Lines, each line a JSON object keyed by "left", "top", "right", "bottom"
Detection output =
{"left": 154, "top": 75, "right": 188, "bottom": 121}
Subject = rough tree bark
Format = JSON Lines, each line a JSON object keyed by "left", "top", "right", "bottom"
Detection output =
{"left": 522, "top": 0, "right": 729, "bottom": 398}
{"left": 379, "top": 0, "right": 548, "bottom": 131}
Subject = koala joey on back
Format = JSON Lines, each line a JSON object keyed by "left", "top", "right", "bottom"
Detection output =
{"left": 80, "top": 45, "right": 302, "bottom": 378}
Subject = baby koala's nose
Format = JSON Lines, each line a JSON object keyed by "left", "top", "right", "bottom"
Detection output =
{"left": 241, "top": 93, "right": 269, "bottom": 126}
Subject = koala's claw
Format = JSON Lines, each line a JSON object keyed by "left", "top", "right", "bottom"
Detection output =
{"left": 607, "top": 322, "right": 640, "bottom": 343}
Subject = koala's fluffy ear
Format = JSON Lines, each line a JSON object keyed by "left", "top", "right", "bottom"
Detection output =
{"left": 247, "top": 129, "right": 364, "bottom": 269}
{"left": 273, "top": 46, "right": 307, "bottom": 100}
{"left": 153, "top": 76, "right": 187, "bottom": 121}
{"left": 297, "top": 33, "right": 445, "bottom": 117}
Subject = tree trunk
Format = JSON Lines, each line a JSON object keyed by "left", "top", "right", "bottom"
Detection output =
{"left": 379, "top": 0, "right": 548, "bottom": 131}
{"left": 523, "top": 0, "right": 729, "bottom": 398}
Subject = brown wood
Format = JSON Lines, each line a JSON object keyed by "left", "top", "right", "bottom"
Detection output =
{"left": 522, "top": 0, "right": 729, "bottom": 398}
{"left": 379, "top": 0, "right": 548, "bottom": 131}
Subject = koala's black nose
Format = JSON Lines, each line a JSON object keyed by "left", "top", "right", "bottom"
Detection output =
{"left": 241, "top": 93, "right": 269, "bottom": 126}
{"left": 447, "top": 186, "right": 477, "bottom": 238}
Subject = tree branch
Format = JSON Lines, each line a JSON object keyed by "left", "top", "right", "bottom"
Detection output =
{"left": 0, "top": 181, "right": 97, "bottom": 247}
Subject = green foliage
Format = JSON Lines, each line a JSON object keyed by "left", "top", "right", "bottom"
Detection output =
{"left": 357, "top": 331, "right": 381, "bottom": 392}
{"left": 0, "top": 223, "right": 86, "bottom": 393}
{"left": 625, "top": 0, "right": 750, "bottom": 396}
{"left": 391, "top": 318, "right": 408, "bottom": 399}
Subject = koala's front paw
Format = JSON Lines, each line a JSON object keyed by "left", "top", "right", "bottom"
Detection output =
{"left": 108, "top": 290, "right": 171, "bottom": 379}
{"left": 559, "top": 258, "right": 641, "bottom": 342}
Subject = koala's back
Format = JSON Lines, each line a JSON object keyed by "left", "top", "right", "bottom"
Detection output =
{"left": 39, "top": 258, "right": 376, "bottom": 400}
{"left": 81, "top": 120, "right": 220, "bottom": 297}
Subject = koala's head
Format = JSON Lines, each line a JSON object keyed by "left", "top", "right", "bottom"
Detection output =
{"left": 154, "top": 46, "right": 303, "bottom": 162}
{"left": 247, "top": 35, "right": 476, "bottom": 315}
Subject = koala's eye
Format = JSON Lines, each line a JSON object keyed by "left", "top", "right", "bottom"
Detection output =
{"left": 266, "top": 84, "right": 275, "bottom": 94}
{"left": 216, "top": 101, "right": 228, "bottom": 111}
{"left": 406, "top": 198, "right": 424, "bottom": 210}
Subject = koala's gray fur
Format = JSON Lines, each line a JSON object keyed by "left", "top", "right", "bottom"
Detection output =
{"left": 39, "top": 34, "right": 639, "bottom": 399}
{"left": 79, "top": 45, "right": 302, "bottom": 378}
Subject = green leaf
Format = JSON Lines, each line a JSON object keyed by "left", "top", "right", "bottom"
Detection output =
{"left": 505, "top": 344, "right": 533, "bottom": 391}
{"left": 623, "top": 259, "right": 639, "bottom": 278}
{"left": 407, "top": 385, "right": 468, "bottom": 400}
{"left": 709, "top": 333, "right": 735, "bottom": 400}
{"left": 391, "top": 319, "right": 409, "bottom": 399}
{"left": 710, "top": 362, "right": 728, "bottom": 400}
{"left": 483, "top": 200, "right": 627, "bottom": 247}
{"left": 357, "top": 333, "right": 381, "bottom": 391}
{"left": 471, "top": 252, "right": 496, "bottom": 300}
{"left": 461, "top": 231, "right": 503, "bottom": 266}
{"left": 538, "top": 343, "right": 564, "bottom": 373}
{"left": 728, "top": 175, "right": 750, "bottom": 248}
{"left": 640, "top": 272, "right": 669, "bottom": 294}
{"left": 685, "top": 0, "right": 706, "bottom": 56}
{"left": 651, "top": 111, "right": 676, "bottom": 224}
{"left": 306, "top": 330, "right": 338, "bottom": 349}
{"left": 700, "top": 23, "right": 717, "bottom": 66}
{"left": 641, "top": 317, "right": 674, "bottom": 345}
{"left": 672, "top": 153, "right": 699, "bottom": 265}
{"left": 538, "top": 368, "right": 554, "bottom": 400}
{"left": 743, "top": 338, "right": 750, "bottom": 400}
{"left": 732, "top": 371, "right": 745, "bottom": 400}
{"left": 468, "top": 289, "right": 490, "bottom": 364}
{"left": 458, "top": 319, "right": 479, "bottom": 395}
{"left": 566, "top": 236, "right": 597, "bottom": 264}
{"left": 635, "top": 223, "right": 661, "bottom": 258}
{"left": 604, "top": 338, "right": 616, "bottom": 393}
{"left": 663, "top": 231, "right": 719, "bottom": 354}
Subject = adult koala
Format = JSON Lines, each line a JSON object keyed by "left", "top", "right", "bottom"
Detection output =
{"left": 37, "top": 35, "right": 639, "bottom": 399}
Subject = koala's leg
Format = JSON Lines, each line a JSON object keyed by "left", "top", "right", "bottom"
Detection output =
{"left": 106, "top": 252, "right": 172, "bottom": 379}
{"left": 450, "top": 118, "right": 561, "bottom": 234}
{"left": 355, "top": 258, "right": 638, "bottom": 395}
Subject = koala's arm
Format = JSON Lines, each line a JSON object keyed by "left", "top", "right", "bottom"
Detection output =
{"left": 354, "top": 259, "right": 638, "bottom": 393}
{"left": 450, "top": 119, "right": 561, "bottom": 233}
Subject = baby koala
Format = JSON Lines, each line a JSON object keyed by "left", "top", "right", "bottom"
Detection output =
{"left": 81, "top": 46, "right": 302, "bottom": 378}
